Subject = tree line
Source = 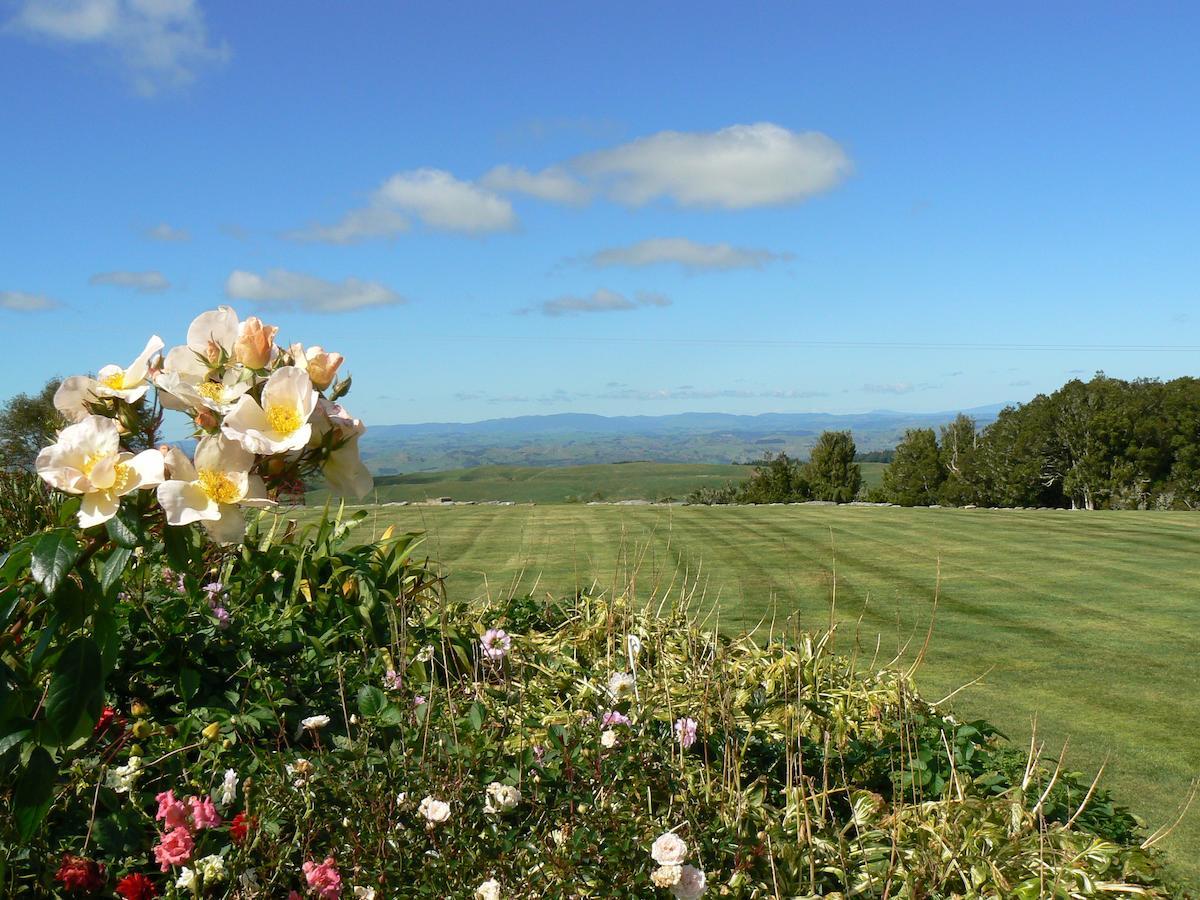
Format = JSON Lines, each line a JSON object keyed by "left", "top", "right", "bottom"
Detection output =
{"left": 687, "top": 431, "right": 863, "bottom": 504}
{"left": 883, "top": 373, "right": 1200, "bottom": 510}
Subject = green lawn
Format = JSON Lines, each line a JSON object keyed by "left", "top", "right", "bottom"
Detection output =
{"left": 285, "top": 503, "right": 1200, "bottom": 883}
{"left": 308, "top": 460, "right": 887, "bottom": 505}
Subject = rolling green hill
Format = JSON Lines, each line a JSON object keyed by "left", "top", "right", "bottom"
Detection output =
{"left": 309, "top": 461, "right": 888, "bottom": 505}
{"left": 281, "top": 503, "right": 1200, "bottom": 884}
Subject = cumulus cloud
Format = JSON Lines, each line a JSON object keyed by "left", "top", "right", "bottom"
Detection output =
{"left": 144, "top": 222, "right": 190, "bottom": 242}
{"left": 574, "top": 122, "right": 851, "bottom": 208}
{"left": 587, "top": 237, "right": 790, "bottom": 271}
{"left": 289, "top": 169, "right": 515, "bottom": 242}
{"left": 224, "top": 269, "right": 406, "bottom": 313}
{"left": 88, "top": 270, "right": 170, "bottom": 292}
{"left": 523, "top": 288, "right": 671, "bottom": 317}
{"left": 0, "top": 290, "right": 60, "bottom": 311}
{"left": 481, "top": 165, "right": 591, "bottom": 205}
{"left": 10, "top": 0, "right": 229, "bottom": 95}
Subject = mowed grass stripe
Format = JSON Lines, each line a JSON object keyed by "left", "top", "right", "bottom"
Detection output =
{"left": 289, "top": 504, "right": 1200, "bottom": 883}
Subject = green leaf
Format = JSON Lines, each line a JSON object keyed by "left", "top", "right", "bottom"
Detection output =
{"left": 179, "top": 668, "right": 200, "bottom": 703}
{"left": 44, "top": 637, "right": 103, "bottom": 745}
{"left": 162, "top": 522, "right": 195, "bottom": 571}
{"left": 100, "top": 547, "right": 132, "bottom": 597}
{"left": 14, "top": 746, "right": 56, "bottom": 842}
{"left": 104, "top": 512, "right": 138, "bottom": 549}
{"left": 357, "top": 685, "right": 386, "bottom": 718}
{"left": 30, "top": 530, "right": 80, "bottom": 597}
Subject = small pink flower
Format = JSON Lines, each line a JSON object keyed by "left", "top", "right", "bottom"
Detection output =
{"left": 188, "top": 795, "right": 222, "bottom": 830}
{"left": 480, "top": 628, "right": 511, "bottom": 663}
{"left": 601, "top": 710, "right": 631, "bottom": 727}
{"left": 413, "top": 695, "right": 427, "bottom": 707}
{"left": 383, "top": 669, "right": 402, "bottom": 691}
{"left": 674, "top": 717, "right": 698, "bottom": 749}
{"left": 302, "top": 856, "right": 342, "bottom": 899}
{"left": 153, "top": 826, "right": 194, "bottom": 871}
{"left": 154, "top": 790, "right": 190, "bottom": 831}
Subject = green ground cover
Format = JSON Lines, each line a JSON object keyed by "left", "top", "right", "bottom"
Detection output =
{"left": 287, "top": 502, "right": 1200, "bottom": 883}
{"left": 308, "top": 461, "right": 887, "bottom": 505}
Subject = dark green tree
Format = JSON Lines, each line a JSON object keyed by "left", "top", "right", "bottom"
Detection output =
{"left": 0, "top": 379, "right": 64, "bottom": 471}
{"left": 883, "top": 428, "right": 944, "bottom": 506}
{"left": 938, "top": 414, "right": 980, "bottom": 506}
{"left": 736, "top": 452, "right": 810, "bottom": 503}
{"left": 806, "top": 430, "right": 861, "bottom": 502}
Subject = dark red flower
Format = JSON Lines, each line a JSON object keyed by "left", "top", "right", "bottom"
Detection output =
{"left": 115, "top": 873, "right": 159, "bottom": 900}
{"left": 55, "top": 854, "right": 106, "bottom": 894}
{"left": 93, "top": 706, "right": 117, "bottom": 736}
{"left": 229, "top": 811, "right": 254, "bottom": 844}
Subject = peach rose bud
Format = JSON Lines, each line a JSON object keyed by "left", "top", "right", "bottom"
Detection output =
{"left": 305, "top": 347, "right": 344, "bottom": 390}
{"left": 234, "top": 317, "right": 279, "bottom": 369}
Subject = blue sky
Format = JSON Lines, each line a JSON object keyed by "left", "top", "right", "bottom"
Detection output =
{"left": 2, "top": 1, "right": 1198, "bottom": 426}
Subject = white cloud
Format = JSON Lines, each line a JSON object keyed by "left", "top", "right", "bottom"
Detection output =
{"left": 290, "top": 169, "right": 516, "bottom": 243}
{"left": 282, "top": 208, "right": 409, "bottom": 245}
{"left": 863, "top": 383, "right": 915, "bottom": 395}
{"left": 525, "top": 288, "right": 671, "bottom": 317}
{"left": 598, "top": 384, "right": 827, "bottom": 401}
{"left": 587, "top": 237, "right": 790, "bottom": 271}
{"left": 481, "top": 165, "right": 591, "bottom": 205}
{"left": 224, "top": 269, "right": 406, "bottom": 314}
{"left": 88, "top": 269, "right": 170, "bottom": 292}
{"left": 144, "top": 222, "right": 190, "bottom": 242}
{"left": 10, "top": 0, "right": 229, "bottom": 95}
{"left": 574, "top": 122, "right": 850, "bottom": 208}
{"left": 374, "top": 169, "right": 515, "bottom": 233}
{"left": 0, "top": 290, "right": 60, "bottom": 311}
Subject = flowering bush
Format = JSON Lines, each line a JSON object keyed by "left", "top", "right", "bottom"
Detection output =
{"left": 0, "top": 311, "right": 1187, "bottom": 896}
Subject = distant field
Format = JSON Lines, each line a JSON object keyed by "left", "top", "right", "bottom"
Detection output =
{"left": 309, "top": 461, "right": 888, "bottom": 505}
{"left": 285, "top": 503, "right": 1200, "bottom": 883}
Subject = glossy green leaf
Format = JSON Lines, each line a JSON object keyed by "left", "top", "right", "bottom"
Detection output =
{"left": 44, "top": 636, "right": 103, "bottom": 745}
{"left": 30, "top": 530, "right": 80, "bottom": 597}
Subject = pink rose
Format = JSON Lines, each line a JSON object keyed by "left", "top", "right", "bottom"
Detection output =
{"left": 153, "top": 826, "right": 194, "bottom": 871}
{"left": 154, "top": 790, "right": 190, "bottom": 831}
{"left": 188, "top": 795, "right": 222, "bottom": 830}
{"left": 302, "top": 857, "right": 342, "bottom": 899}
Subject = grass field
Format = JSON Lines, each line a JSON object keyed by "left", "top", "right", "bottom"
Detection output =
{"left": 309, "top": 461, "right": 888, "bottom": 505}
{"left": 290, "top": 503, "right": 1200, "bottom": 881}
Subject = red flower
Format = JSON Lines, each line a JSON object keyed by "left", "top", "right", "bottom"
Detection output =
{"left": 93, "top": 706, "right": 117, "bottom": 736}
{"left": 55, "top": 854, "right": 106, "bottom": 894}
{"left": 115, "top": 873, "right": 159, "bottom": 900}
{"left": 229, "top": 811, "right": 254, "bottom": 844}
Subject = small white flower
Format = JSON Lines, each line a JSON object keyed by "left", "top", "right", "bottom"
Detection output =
{"left": 651, "top": 831, "right": 689, "bottom": 866}
{"left": 105, "top": 755, "right": 142, "bottom": 793}
{"left": 671, "top": 865, "right": 707, "bottom": 899}
{"left": 416, "top": 644, "right": 434, "bottom": 663}
{"left": 600, "top": 729, "right": 619, "bottom": 749}
{"left": 651, "top": 864, "right": 683, "bottom": 888}
{"left": 222, "top": 365, "right": 318, "bottom": 455}
{"left": 176, "top": 867, "right": 199, "bottom": 892}
{"left": 197, "top": 854, "right": 227, "bottom": 884}
{"left": 396, "top": 791, "right": 408, "bottom": 805}
{"left": 217, "top": 768, "right": 238, "bottom": 808}
{"left": 484, "top": 782, "right": 521, "bottom": 814}
{"left": 353, "top": 888, "right": 377, "bottom": 900}
{"left": 608, "top": 671, "right": 636, "bottom": 700}
{"left": 474, "top": 878, "right": 501, "bottom": 900}
{"left": 300, "top": 714, "right": 331, "bottom": 732}
{"left": 418, "top": 795, "right": 451, "bottom": 827}
{"left": 54, "top": 334, "right": 164, "bottom": 420}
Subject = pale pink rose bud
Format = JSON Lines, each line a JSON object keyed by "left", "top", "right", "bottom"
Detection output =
{"left": 305, "top": 347, "right": 344, "bottom": 390}
{"left": 234, "top": 317, "right": 278, "bottom": 369}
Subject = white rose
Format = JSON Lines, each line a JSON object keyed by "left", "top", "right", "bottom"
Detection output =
{"left": 484, "top": 782, "right": 521, "bottom": 814}
{"left": 608, "top": 671, "right": 635, "bottom": 699}
{"left": 671, "top": 865, "right": 707, "bottom": 899}
{"left": 419, "top": 795, "right": 451, "bottom": 826}
{"left": 475, "top": 879, "right": 502, "bottom": 900}
{"left": 651, "top": 831, "right": 689, "bottom": 866}
{"left": 651, "top": 864, "right": 683, "bottom": 888}
{"left": 601, "top": 729, "right": 619, "bottom": 749}
{"left": 353, "top": 888, "right": 376, "bottom": 899}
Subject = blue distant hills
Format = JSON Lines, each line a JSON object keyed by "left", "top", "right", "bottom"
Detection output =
{"left": 359, "top": 405, "right": 1009, "bottom": 473}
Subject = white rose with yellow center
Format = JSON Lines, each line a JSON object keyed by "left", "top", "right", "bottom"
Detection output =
{"left": 35, "top": 415, "right": 165, "bottom": 527}
{"left": 221, "top": 366, "right": 318, "bottom": 455}
{"left": 54, "top": 335, "right": 164, "bottom": 422}
{"left": 156, "top": 434, "right": 274, "bottom": 543}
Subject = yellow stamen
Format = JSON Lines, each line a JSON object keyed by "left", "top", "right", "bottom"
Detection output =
{"left": 197, "top": 382, "right": 226, "bottom": 402}
{"left": 198, "top": 470, "right": 240, "bottom": 505}
{"left": 266, "top": 404, "right": 302, "bottom": 435}
{"left": 109, "top": 462, "right": 136, "bottom": 495}
{"left": 101, "top": 371, "right": 126, "bottom": 390}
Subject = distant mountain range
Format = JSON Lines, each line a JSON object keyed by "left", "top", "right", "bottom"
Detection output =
{"left": 359, "top": 405, "right": 1009, "bottom": 473}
